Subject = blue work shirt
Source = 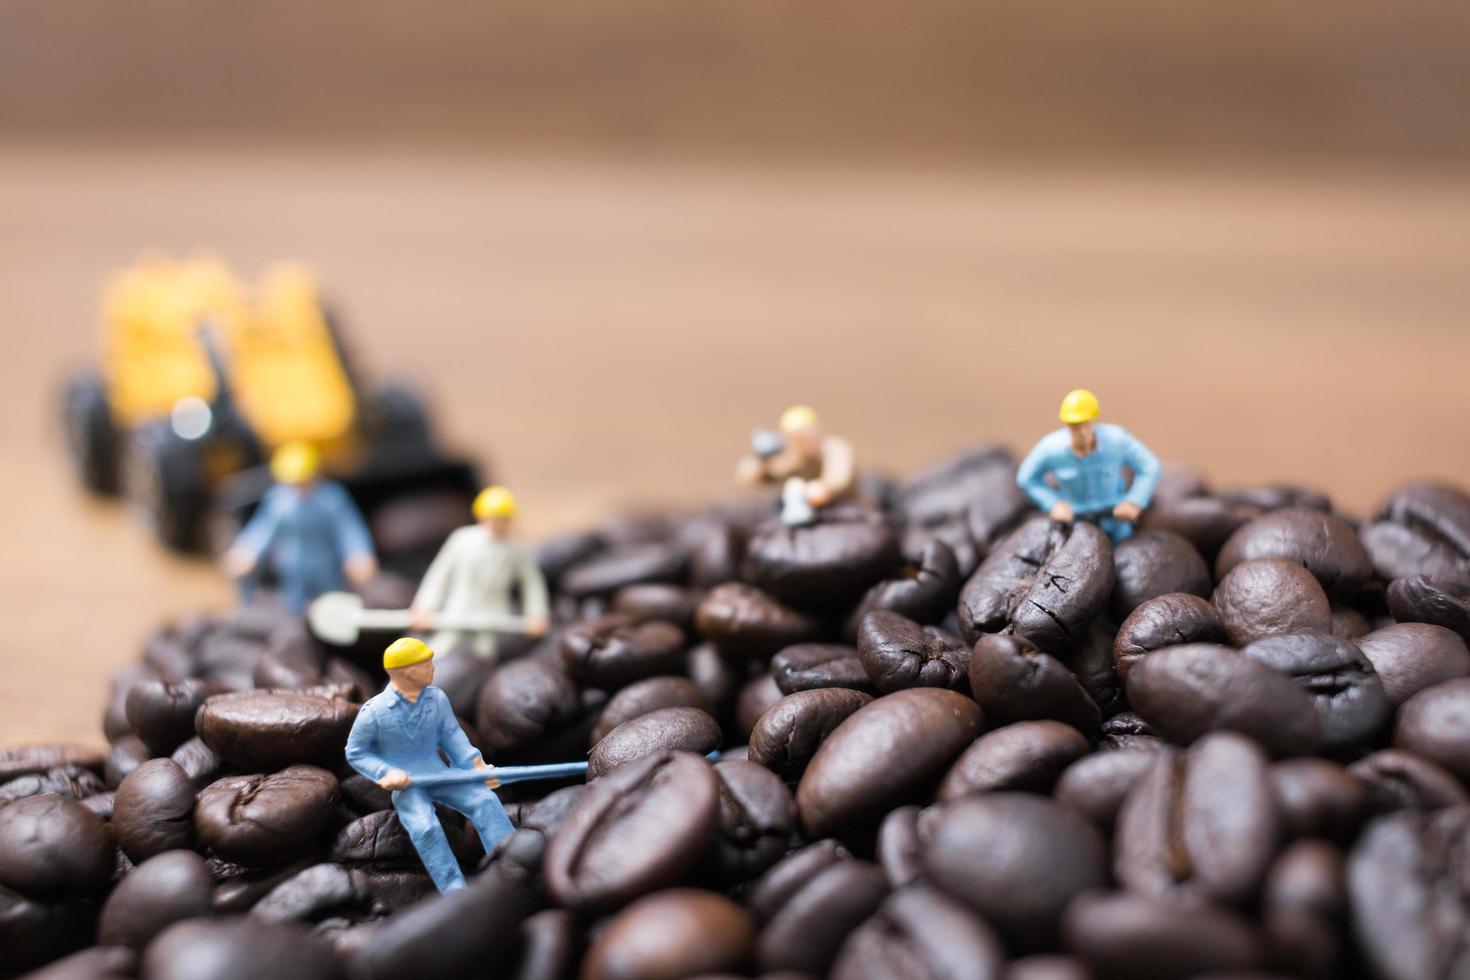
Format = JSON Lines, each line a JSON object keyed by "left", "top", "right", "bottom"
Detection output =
{"left": 232, "top": 479, "right": 374, "bottom": 588}
{"left": 345, "top": 683, "right": 482, "bottom": 781}
{"left": 1016, "top": 423, "right": 1162, "bottom": 516}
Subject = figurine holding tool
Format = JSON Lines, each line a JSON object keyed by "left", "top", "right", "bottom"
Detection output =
{"left": 736, "top": 405, "right": 856, "bottom": 525}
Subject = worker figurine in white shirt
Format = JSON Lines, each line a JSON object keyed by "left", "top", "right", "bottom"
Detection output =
{"left": 409, "top": 485, "right": 551, "bottom": 660}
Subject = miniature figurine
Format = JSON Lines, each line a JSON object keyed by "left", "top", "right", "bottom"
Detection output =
{"left": 344, "top": 637, "right": 513, "bottom": 893}
{"left": 223, "top": 441, "right": 378, "bottom": 613}
{"left": 1016, "top": 389, "right": 1161, "bottom": 543}
{"left": 736, "top": 405, "right": 857, "bottom": 525}
{"left": 408, "top": 485, "right": 550, "bottom": 660}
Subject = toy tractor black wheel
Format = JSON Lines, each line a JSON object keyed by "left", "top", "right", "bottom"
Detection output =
{"left": 367, "top": 384, "right": 432, "bottom": 446}
{"left": 124, "top": 419, "right": 208, "bottom": 551}
{"left": 62, "top": 372, "right": 119, "bottom": 493}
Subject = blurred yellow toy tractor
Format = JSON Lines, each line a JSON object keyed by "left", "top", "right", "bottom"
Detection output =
{"left": 63, "top": 256, "right": 478, "bottom": 560}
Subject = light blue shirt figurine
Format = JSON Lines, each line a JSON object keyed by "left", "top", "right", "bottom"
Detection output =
{"left": 1016, "top": 389, "right": 1161, "bottom": 543}
{"left": 346, "top": 637, "right": 514, "bottom": 892}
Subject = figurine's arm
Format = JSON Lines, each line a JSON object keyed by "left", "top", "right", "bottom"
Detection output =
{"left": 344, "top": 708, "right": 392, "bottom": 781}
{"left": 228, "top": 487, "right": 286, "bottom": 565}
{"left": 434, "top": 691, "right": 483, "bottom": 770}
{"left": 412, "top": 530, "right": 463, "bottom": 613}
{"left": 818, "top": 436, "right": 856, "bottom": 500}
{"left": 1016, "top": 440, "right": 1061, "bottom": 511}
{"left": 1120, "top": 431, "right": 1162, "bottom": 510}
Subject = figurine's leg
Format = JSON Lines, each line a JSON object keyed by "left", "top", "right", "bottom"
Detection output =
{"left": 281, "top": 573, "right": 308, "bottom": 616}
{"left": 428, "top": 782, "right": 515, "bottom": 859}
{"left": 1101, "top": 516, "right": 1135, "bottom": 544}
{"left": 470, "top": 631, "right": 497, "bottom": 662}
{"left": 393, "top": 787, "right": 467, "bottom": 892}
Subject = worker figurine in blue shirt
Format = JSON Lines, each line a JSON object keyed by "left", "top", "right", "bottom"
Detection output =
{"left": 1016, "top": 389, "right": 1162, "bottom": 544}
{"left": 345, "top": 637, "right": 514, "bottom": 892}
{"left": 223, "top": 441, "right": 378, "bottom": 613}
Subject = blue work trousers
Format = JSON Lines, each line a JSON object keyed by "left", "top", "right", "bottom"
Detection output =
{"left": 393, "top": 781, "right": 515, "bottom": 892}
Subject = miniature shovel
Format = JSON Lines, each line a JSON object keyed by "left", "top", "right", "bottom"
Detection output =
{"left": 408, "top": 750, "right": 723, "bottom": 789}
{"left": 307, "top": 591, "right": 529, "bottom": 645}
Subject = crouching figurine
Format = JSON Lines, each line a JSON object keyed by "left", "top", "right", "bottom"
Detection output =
{"left": 345, "top": 637, "right": 513, "bottom": 892}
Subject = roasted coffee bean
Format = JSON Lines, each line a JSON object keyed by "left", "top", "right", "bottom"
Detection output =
{"left": 545, "top": 751, "right": 718, "bottom": 911}
{"left": 695, "top": 584, "right": 824, "bottom": 661}
{"left": 582, "top": 888, "right": 755, "bottom": 980}
{"left": 169, "top": 736, "right": 223, "bottom": 787}
{"left": 830, "top": 884, "right": 1005, "bottom": 980}
{"left": 1111, "top": 529, "right": 1211, "bottom": 620}
{"left": 1240, "top": 631, "right": 1390, "bottom": 751}
{"left": 1004, "top": 955, "right": 1091, "bottom": 980}
{"left": 743, "top": 509, "right": 902, "bottom": 608}
{"left": 924, "top": 793, "right": 1107, "bottom": 949}
{"left": 251, "top": 863, "right": 433, "bottom": 924}
{"left": 1347, "top": 806, "right": 1470, "bottom": 980}
{"left": 106, "top": 735, "right": 151, "bottom": 789}
{"left": 560, "top": 614, "right": 686, "bottom": 690}
{"left": 1214, "top": 559, "right": 1332, "bottom": 646}
{"left": 1261, "top": 839, "right": 1346, "bottom": 980}
{"left": 686, "top": 642, "right": 741, "bottom": 713}
{"left": 1139, "top": 496, "right": 1256, "bottom": 562}
{"left": 1387, "top": 574, "right": 1470, "bottom": 643}
{"left": 875, "top": 805, "right": 927, "bottom": 888}
{"left": 770, "top": 643, "right": 873, "bottom": 695}
{"left": 1349, "top": 748, "right": 1470, "bottom": 814}
{"left": 938, "top": 720, "right": 1089, "bottom": 800}
{"left": 747, "top": 688, "right": 874, "bottom": 783}
{"left": 0, "top": 744, "right": 105, "bottom": 784}
{"left": 560, "top": 542, "right": 688, "bottom": 598}
{"left": 1098, "top": 711, "right": 1162, "bottom": 751}
{"left": 611, "top": 583, "right": 701, "bottom": 630}
{"left": 588, "top": 707, "right": 721, "bottom": 778}
{"left": 195, "top": 766, "right": 339, "bottom": 866}
{"left": 328, "top": 809, "right": 472, "bottom": 869}
{"left": 475, "top": 655, "right": 589, "bottom": 763}
{"left": 535, "top": 530, "right": 606, "bottom": 585}
{"left": 1126, "top": 643, "right": 1321, "bottom": 755}
{"left": 1219, "top": 484, "right": 1332, "bottom": 513}
{"left": 141, "top": 917, "right": 344, "bottom": 980}
{"left": 0, "top": 882, "right": 96, "bottom": 972}
{"left": 197, "top": 688, "right": 358, "bottom": 771}
{"left": 338, "top": 773, "right": 392, "bottom": 815}
{"left": 22, "top": 945, "right": 137, "bottom": 980}
{"left": 895, "top": 445, "right": 1020, "bottom": 531}
{"left": 846, "top": 529, "right": 962, "bottom": 632}
{"left": 212, "top": 858, "right": 318, "bottom": 915}
{"left": 0, "top": 764, "right": 105, "bottom": 804}
{"left": 957, "top": 517, "right": 1115, "bottom": 653}
{"left": 1112, "top": 592, "right": 1226, "bottom": 683}
{"left": 686, "top": 519, "right": 747, "bottom": 589}
{"left": 1054, "top": 748, "right": 1160, "bottom": 831}
{"left": 1357, "top": 622, "right": 1470, "bottom": 705}
{"left": 510, "top": 908, "right": 577, "bottom": 980}
{"left": 1062, "top": 891, "right": 1265, "bottom": 980}
{"left": 1114, "top": 734, "right": 1280, "bottom": 905}
{"left": 113, "top": 759, "right": 196, "bottom": 861}
{"left": 856, "top": 612, "right": 971, "bottom": 694}
{"left": 797, "top": 689, "right": 984, "bottom": 838}
{"left": 1217, "top": 509, "right": 1372, "bottom": 600}
{"left": 98, "top": 850, "right": 213, "bottom": 949}
{"left": 81, "top": 791, "right": 115, "bottom": 821}
{"left": 735, "top": 673, "right": 785, "bottom": 741}
{"left": 968, "top": 632, "right": 1101, "bottom": 732}
{"left": 700, "top": 760, "right": 796, "bottom": 885}
{"left": 1330, "top": 604, "right": 1372, "bottom": 639}
{"left": 1395, "top": 678, "right": 1470, "bottom": 782}
{"left": 591, "top": 675, "right": 716, "bottom": 743}
{"left": 747, "top": 842, "right": 889, "bottom": 976}
{"left": 1269, "top": 758, "right": 1367, "bottom": 841}
{"left": 1061, "top": 623, "right": 1127, "bottom": 720}
{"left": 0, "top": 794, "right": 113, "bottom": 896}
{"left": 1359, "top": 481, "right": 1470, "bottom": 581}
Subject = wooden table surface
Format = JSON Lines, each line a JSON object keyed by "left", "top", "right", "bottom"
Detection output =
{"left": 2, "top": 143, "right": 1468, "bottom": 746}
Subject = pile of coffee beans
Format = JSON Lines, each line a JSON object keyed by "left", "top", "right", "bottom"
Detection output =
{"left": 5, "top": 445, "right": 1470, "bottom": 980}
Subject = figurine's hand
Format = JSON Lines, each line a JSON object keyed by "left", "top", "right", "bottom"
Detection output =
{"left": 805, "top": 482, "right": 833, "bottom": 508}
{"left": 222, "top": 548, "right": 256, "bottom": 579}
{"left": 344, "top": 553, "right": 379, "bottom": 586}
{"left": 1049, "top": 501, "right": 1075, "bottom": 523}
{"left": 378, "top": 769, "right": 412, "bottom": 791}
{"left": 524, "top": 615, "right": 550, "bottom": 639}
{"left": 735, "top": 456, "right": 766, "bottom": 486}
{"left": 474, "top": 758, "right": 501, "bottom": 790}
{"left": 1112, "top": 500, "right": 1143, "bottom": 523}
{"left": 408, "top": 605, "right": 433, "bottom": 631}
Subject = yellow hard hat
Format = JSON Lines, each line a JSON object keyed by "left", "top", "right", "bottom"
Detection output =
{"left": 383, "top": 637, "right": 434, "bottom": 670}
{"left": 473, "top": 485, "right": 518, "bottom": 520}
{"left": 779, "top": 405, "right": 820, "bottom": 434}
{"left": 271, "top": 441, "right": 321, "bottom": 484}
{"left": 1059, "top": 389, "right": 1100, "bottom": 424}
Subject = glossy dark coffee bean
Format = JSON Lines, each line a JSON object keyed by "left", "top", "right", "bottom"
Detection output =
{"left": 1357, "top": 622, "right": 1470, "bottom": 705}
{"left": 1112, "top": 592, "right": 1226, "bottom": 683}
{"left": 98, "top": 850, "right": 212, "bottom": 949}
{"left": 797, "top": 689, "right": 984, "bottom": 839}
{"left": 875, "top": 805, "right": 927, "bottom": 888}
{"left": 747, "top": 688, "right": 874, "bottom": 783}
{"left": 686, "top": 642, "right": 741, "bottom": 714}
{"left": 1062, "top": 891, "right": 1265, "bottom": 980}
{"left": 1217, "top": 509, "right": 1373, "bottom": 600}
{"left": 0, "top": 883, "right": 97, "bottom": 973}
{"left": 1111, "top": 529, "right": 1211, "bottom": 620}
{"left": 1261, "top": 839, "right": 1346, "bottom": 980}
{"left": 141, "top": 917, "right": 344, "bottom": 980}
{"left": 509, "top": 908, "right": 577, "bottom": 980}
{"left": 1115, "top": 734, "right": 1280, "bottom": 905}
{"left": 1395, "top": 678, "right": 1470, "bottom": 782}
{"left": 1386, "top": 574, "right": 1470, "bottom": 642}
{"left": 1139, "top": 496, "right": 1256, "bottom": 561}
{"left": 770, "top": 643, "right": 873, "bottom": 695}
{"left": 475, "top": 655, "right": 588, "bottom": 762}
{"left": 938, "top": 720, "right": 1089, "bottom": 800}
{"left": 113, "top": 758, "right": 196, "bottom": 861}
{"left": 895, "top": 444, "right": 1019, "bottom": 530}
{"left": 1240, "top": 631, "right": 1390, "bottom": 751}
{"left": 81, "top": 791, "right": 115, "bottom": 821}
{"left": 1098, "top": 711, "right": 1162, "bottom": 751}
{"left": 735, "top": 673, "right": 786, "bottom": 742}
{"left": 1218, "top": 484, "right": 1331, "bottom": 513}
{"left": 0, "top": 793, "right": 114, "bottom": 896}
{"left": 743, "top": 508, "right": 903, "bottom": 608}
{"left": 1359, "top": 481, "right": 1470, "bottom": 582}
{"left": 588, "top": 707, "right": 722, "bottom": 778}
{"left": 1349, "top": 748, "right": 1470, "bottom": 814}
{"left": 251, "top": 863, "right": 434, "bottom": 924}
{"left": 1061, "top": 623, "right": 1127, "bottom": 721}
{"left": 534, "top": 529, "right": 606, "bottom": 585}
{"left": 846, "top": 529, "right": 962, "bottom": 632}
{"left": 196, "top": 688, "right": 358, "bottom": 771}
{"left": 582, "top": 888, "right": 755, "bottom": 980}
{"left": 957, "top": 517, "right": 1115, "bottom": 654}
{"left": 560, "top": 614, "right": 686, "bottom": 690}
{"left": 924, "top": 793, "right": 1107, "bottom": 949}
{"left": 695, "top": 584, "right": 824, "bottom": 661}
{"left": 1268, "top": 758, "right": 1367, "bottom": 842}
{"left": 560, "top": 542, "right": 688, "bottom": 598}
{"left": 591, "top": 675, "right": 716, "bottom": 743}
{"left": 544, "top": 751, "right": 718, "bottom": 911}
{"left": 1126, "top": 643, "right": 1321, "bottom": 755}
{"left": 195, "top": 765, "right": 339, "bottom": 866}
{"left": 747, "top": 842, "right": 889, "bottom": 976}
{"left": 857, "top": 611, "right": 971, "bottom": 694}
{"left": 168, "top": 736, "right": 223, "bottom": 787}
{"left": 830, "top": 884, "right": 1006, "bottom": 980}
{"left": 968, "top": 633, "right": 1101, "bottom": 733}
{"left": 328, "top": 809, "right": 473, "bottom": 870}
{"left": 1054, "top": 748, "right": 1160, "bottom": 831}
{"left": 0, "top": 764, "right": 106, "bottom": 804}
{"left": 1347, "top": 806, "right": 1470, "bottom": 980}
{"left": 1213, "top": 559, "right": 1332, "bottom": 647}
{"left": 105, "top": 735, "right": 150, "bottom": 789}
{"left": 1004, "top": 955, "right": 1092, "bottom": 980}
{"left": 0, "top": 744, "right": 105, "bottom": 784}
{"left": 611, "top": 583, "right": 701, "bottom": 630}
{"left": 1330, "top": 604, "right": 1372, "bottom": 639}
{"left": 21, "top": 946, "right": 137, "bottom": 980}
{"left": 702, "top": 760, "right": 795, "bottom": 885}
